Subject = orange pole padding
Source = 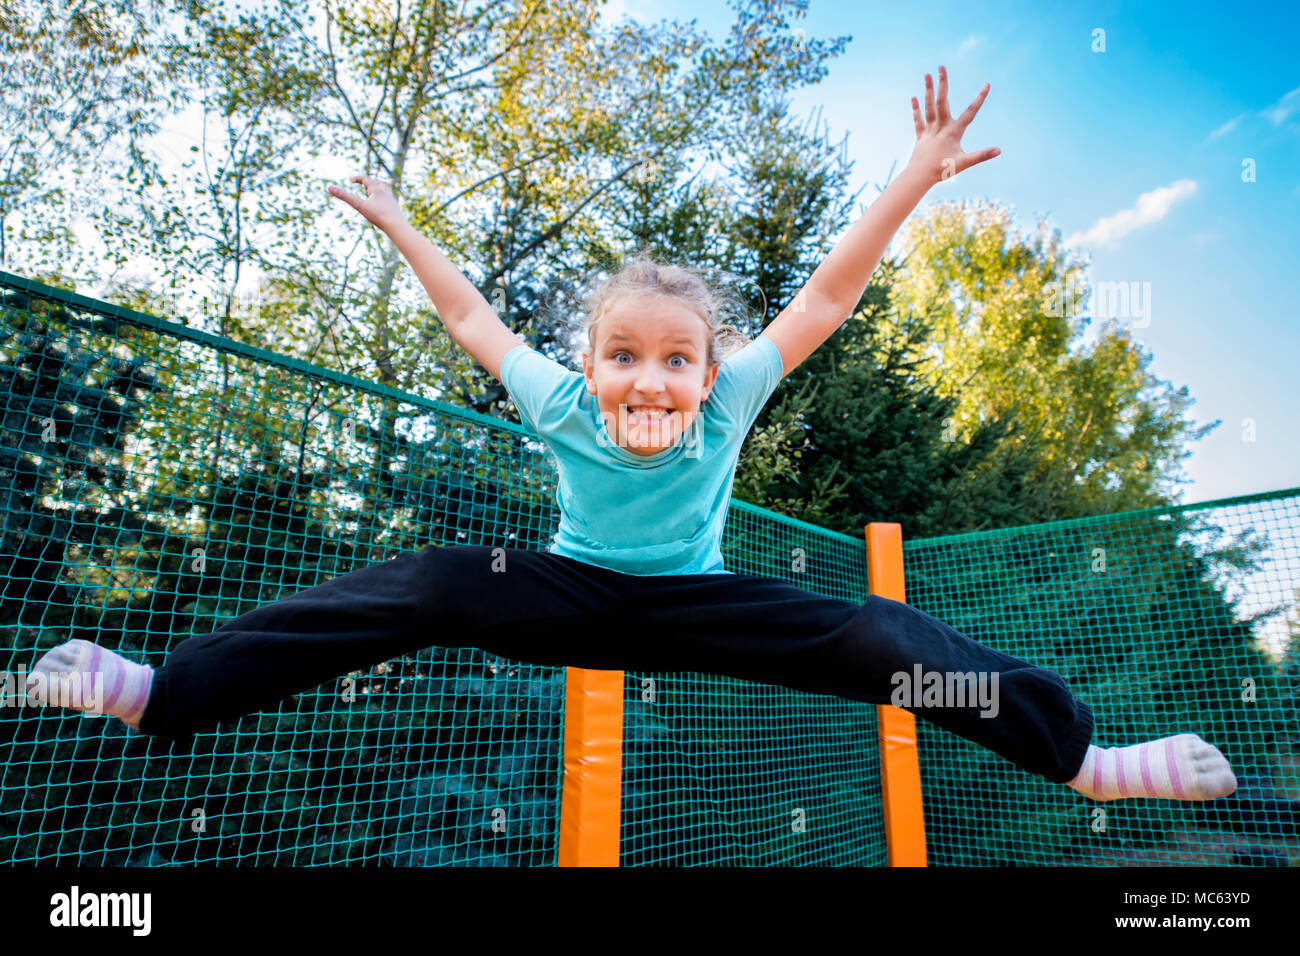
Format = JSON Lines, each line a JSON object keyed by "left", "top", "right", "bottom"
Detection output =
{"left": 865, "top": 522, "right": 928, "bottom": 867}
{"left": 557, "top": 666, "right": 625, "bottom": 866}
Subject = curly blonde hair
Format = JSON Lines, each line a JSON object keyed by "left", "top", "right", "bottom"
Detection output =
{"left": 577, "top": 250, "right": 754, "bottom": 367}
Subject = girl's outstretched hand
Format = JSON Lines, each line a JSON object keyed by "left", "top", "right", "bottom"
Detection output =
{"left": 327, "top": 174, "right": 405, "bottom": 232}
{"left": 906, "top": 65, "right": 1000, "bottom": 186}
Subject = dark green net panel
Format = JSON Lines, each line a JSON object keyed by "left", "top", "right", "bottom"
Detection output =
{"left": 0, "top": 271, "right": 882, "bottom": 866}
{"left": 903, "top": 490, "right": 1300, "bottom": 866}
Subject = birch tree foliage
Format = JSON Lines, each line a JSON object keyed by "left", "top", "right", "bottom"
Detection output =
{"left": 0, "top": 0, "right": 177, "bottom": 276}
{"left": 67, "top": 0, "right": 844, "bottom": 404}
{"left": 5, "top": 0, "right": 851, "bottom": 521}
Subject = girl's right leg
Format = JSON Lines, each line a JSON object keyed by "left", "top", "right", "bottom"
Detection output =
{"left": 28, "top": 545, "right": 622, "bottom": 739}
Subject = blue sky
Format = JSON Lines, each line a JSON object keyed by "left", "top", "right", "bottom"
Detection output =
{"left": 603, "top": 0, "right": 1299, "bottom": 508}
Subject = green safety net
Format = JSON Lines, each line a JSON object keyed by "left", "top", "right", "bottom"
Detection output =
{"left": 0, "top": 271, "right": 881, "bottom": 867}
{"left": 1, "top": 270, "right": 1294, "bottom": 867}
{"left": 903, "top": 491, "right": 1299, "bottom": 866}
{"left": 620, "top": 500, "right": 883, "bottom": 866}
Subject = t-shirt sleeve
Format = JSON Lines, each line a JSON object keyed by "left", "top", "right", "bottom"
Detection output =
{"left": 706, "top": 334, "right": 785, "bottom": 433}
{"left": 499, "top": 343, "right": 579, "bottom": 436}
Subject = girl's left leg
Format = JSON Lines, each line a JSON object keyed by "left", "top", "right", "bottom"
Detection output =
{"left": 607, "top": 567, "right": 1235, "bottom": 799}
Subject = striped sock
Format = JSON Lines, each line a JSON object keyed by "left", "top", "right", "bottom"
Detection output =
{"left": 26, "top": 639, "right": 154, "bottom": 730}
{"left": 1067, "top": 734, "right": 1237, "bottom": 801}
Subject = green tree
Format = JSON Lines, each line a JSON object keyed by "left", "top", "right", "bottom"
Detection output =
{"left": 689, "top": 94, "right": 1052, "bottom": 538}
{"left": 887, "top": 198, "right": 1217, "bottom": 518}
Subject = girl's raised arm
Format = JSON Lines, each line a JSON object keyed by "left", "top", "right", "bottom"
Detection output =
{"left": 328, "top": 174, "right": 522, "bottom": 381}
{"left": 760, "top": 66, "right": 999, "bottom": 380}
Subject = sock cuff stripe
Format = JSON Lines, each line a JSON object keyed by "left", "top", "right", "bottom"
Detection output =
{"left": 1139, "top": 743, "right": 1154, "bottom": 797}
{"left": 84, "top": 643, "right": 115, "bottom": 712}
{"left": 102, "top": 649, "right": 127, "bottom": 711}
{"left": 1166, "top": 736, "right": 1185, "bottom": 799}
{"left": 120, "top": 665, "right": 153, "bottom": 720}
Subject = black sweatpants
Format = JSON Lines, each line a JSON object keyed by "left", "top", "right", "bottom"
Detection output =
{"left": 136, "top": 544, "right": 1094, "bottom": 783}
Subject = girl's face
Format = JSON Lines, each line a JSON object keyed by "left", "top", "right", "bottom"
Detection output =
{"left": 582, "top": 295, "right": 720, "bottom": 456}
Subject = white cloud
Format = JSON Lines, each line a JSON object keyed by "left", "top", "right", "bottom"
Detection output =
{"left": 1204, "top": 83, "right": 1300, "bottom": 141}
{"left": 1264, "top": 84, "right": 1300, "bottom": 127}
{"left": 957, "top": 35, "right": 982, "bottom": 56}
{"left": 1206, "top": 114, "right": 1245, "bottom": 141}
{"left": 1062, "top": 179, "right": 1198, "bottom": 248}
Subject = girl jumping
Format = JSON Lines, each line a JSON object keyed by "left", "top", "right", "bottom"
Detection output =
{"left": 28, "top": 66, "right": 1236, "bottom": 806}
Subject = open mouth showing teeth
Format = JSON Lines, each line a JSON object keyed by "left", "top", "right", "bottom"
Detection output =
{"left": 629, "top": 406, "right": 672, "bottom": 422}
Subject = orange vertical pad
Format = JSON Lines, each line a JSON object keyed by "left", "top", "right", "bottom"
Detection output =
{"left": 865, "top": 522, "right": 928, "bottom": 866}
{"left": 558, "top": 666, "right": 624, "bottom": 866}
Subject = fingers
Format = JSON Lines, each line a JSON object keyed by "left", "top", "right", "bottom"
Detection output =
{"left": 346, "top": 173, "right": 395, "bottom": 197}
{"left": 918, "top": 67, "right": 990, "bottom": 134}
{"left": 936, "top": 65, "right": 950, "bottom": 124}
{"left": 328, "top": 174, "right": 375, "bottom": 193}
{"left": 326, "top": 183, "right": 357, "bottom": 207}
{"left": 955, "top": 146, "right": 1002, "bottom": 176}
{"left": 955, "top": 82, "right": 991, "bottom": 133}
{"left": 911, "top": 96, "right": 924, "bottom": 138}
{"left": 327, "top": 174, "right": 386, "bottom": 205}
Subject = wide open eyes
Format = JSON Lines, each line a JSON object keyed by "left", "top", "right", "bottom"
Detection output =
{"left": 613, "top": 350, "right": 688, "bottom": 368}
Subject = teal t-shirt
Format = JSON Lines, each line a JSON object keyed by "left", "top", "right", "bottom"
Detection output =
{"left": 499, "top": 334, "right": 785, "bottom": 576}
